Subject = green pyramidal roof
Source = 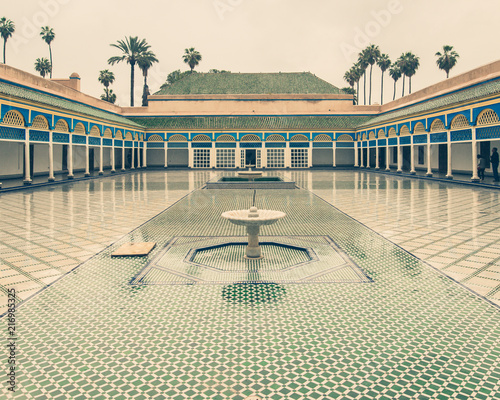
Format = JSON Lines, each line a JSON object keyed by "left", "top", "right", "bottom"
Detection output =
{"left": 155, "top": 72, "right": 343, "bottom": 95}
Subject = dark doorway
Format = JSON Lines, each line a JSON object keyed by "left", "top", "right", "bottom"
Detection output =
{"left": 379, "top": 147, "right": 386, "bottom": 169}
{"left": 23, "top": 144, "right": 34, "bottom": 180}
{"left": 62, "top": 145, "right": 68, "bottom": 172}
{"left": 402, "top": 146, "right": 411, "bottom": 171}
{"left": 126, "top": 149, "right": 132, "bottom": 168}
{"left": 438, "top": 144, "right": 447, "bottom": 173}
{"left": 245, "top": 149, "right": 256, "bottom": 167}
{"left": 480, "top": 141, "right": 491, "bottom": 168}
{"left": 89, "top": 148, "right": 95, "bottom": 172}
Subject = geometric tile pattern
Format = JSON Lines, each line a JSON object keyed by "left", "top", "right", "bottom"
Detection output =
{"left": 0, "top": 171, "right": 500, "bottom": 399}
{"left": 130, "top": 235, "right": 371, "bottom": 285}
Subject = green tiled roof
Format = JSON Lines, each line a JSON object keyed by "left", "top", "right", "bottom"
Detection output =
{"left": 0, "top": 81, "right": 142, "bottom": 128}
{"left": 361, "top": 79, "right": 500, "bottom": 128}
{"left": 128, "top": 115, "right": 371, "bottom": 130}
{"left": 155, "top": 72, "right": 343, "bottom": 95}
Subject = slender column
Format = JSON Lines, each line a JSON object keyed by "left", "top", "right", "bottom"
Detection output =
{"left": 210, "top": 147, "right": 216, "bottom": 168}
{"left": 67, "top": 137, "right": 74, "bottom": 179}
{"left": 188, "top": 142, "right": 193, "bottom": 168}
{"left": 354, "top": 142, "right": 359, "bottom": 167}
{"left": 285, "top": 143, "right": 291, "bottom": 168}
{"left": 48, "top": 131, "right": 55, "bottom": 182}
{"left": 360, "top": 144, "right": 364, "bottom": 168}
{"left": 332, "top": 142, "right": 336, "bottom": 167}
{"left": 426, "top": 131, "right": 432, "bottom": 176}
{"left": 366, "top": 145, "right": 370, "bottom": 169}
{"left": 137, "top": 143, "right": 141, "bottom": 168}
{"left": 143, "top": 143, "right": 147, "bottom": 167}
{"left": 111, "top": 139, "right": 116, "bottom": 173}
{"left": 397, "top": 137, "right": 402, "bottom": 173}
{"left": 375, "top": 143, "right": 379, "bottom": 170}
{"left": 99, "top": 140, "right": 104, "bottom": 175}
{"left": 410, "top": 134, "right": 416, "bottom": 174}
{"left": 385, "top": 140, "right": 390, "bottom": 171}
{"left": 235, "top": 142, "right": 241, "bottom": 168}
{"left": 307, "top": 145, "right": 312, "bottom": 168}
{"left": 24, "top": 130, "right": 32, "bottom": 185}
{"left": 131, "top": 143, "right": 135, "bottom": 170}
{"left": 164, "top": 143, "right": 168, "bottom": 168}
{"left": 261, "top": 146, "right": 268, "bottom": 168}
{"left": 471, "top": 126, "right": 480, "bottom": 181}
{"left": 446, "top": 129, "right": 453, "bottom": 179}
{"left": 84, "top": 137, "right": 90, "bottom": 177}
{"left": 121, "top": 146, "right": 125, "bottom": 171}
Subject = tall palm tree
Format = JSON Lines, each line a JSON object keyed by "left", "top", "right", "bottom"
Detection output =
{"left": 435, "top": 45, "right": 459, "bottom": 78}
{"left": 403, "top": 52, "right": 420, "bottom": 94}
{"left": 389, "top": 64, "right": 402, "bottom": 101}
{"left": 137, "top": 50, "right": 158, "bottom": 106}
{"left": 183, "top": 47, "right": 202, "bottom": 72}
{"left": 357, "top": 50, "right": 369, "bottom": 105}
{"left": 108, "top": 36, "right": 151, "bottom": 107}
{"left": 377, "top": 53, "right": 391, "bottom": 105}
{"left": 352, "top": 63, "right": 363, "bottom": 105}
{"left": 362, "top": 44, "right": 381, "bottom": 105}
{"left": 343, "top": 68, "right": 356, "bottom": 105}
{"left": 0, "top": 17, "right": 15, "bottom": 64}
{"left": 40, "top": 26, "right": 55, "bottom": 78}
{"left": 98, "top": 69, "right": 115, "bottom": 102}
{"left": 34, "top": 58, "right": 51, "bottom": 78}
{"left": 101, "top": 89, "right": 117, "bottom": 104}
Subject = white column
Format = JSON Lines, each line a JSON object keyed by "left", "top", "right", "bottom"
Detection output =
{"left": 366, "top": 144, "right": 370, "bottom": 168}
{"left": 164, "top": 143, "right": 168, "bottom": 168}
{"left": 48, "top": 131, "right": 55, "bottom": 182}
{"left": 143, "top": 143, "right": 147, "bottom": 167}
{"left": 121, "top": 146, "right": 125, "bottom": 171}
{"left": 360, "top": 144, "right": 365, "bottom": 168}
{"left": 471, "top": 126, "right": 479, "bottom": 181}
{"left": 307, "top": 145, "right": 312, "bottom": 167}
{"left": 68, "top": 136, "right": 74, "bottom": 179}
{"left": 111, "top": 140, "right": 116, "bottom": 173}
{"left": 410, "top": 134, "right": 416, "bottom": 174}
{"left": 235, "top": 142, "right": 241, "bottom": 168}
{"left": 446, "top": 129, "right": 453, "bottom": 179}
{"left": 285, "top": 143, "right": 291, "bottom": 168}
{"left": 210, "top": 146, "right": 216, "bottom": 168}
{"left": 188, "top": 142, "right": 193, "bottom": 168}
{"left": 131, "top": 143, "right": 135, "bottom": 170}
{"left": 426, "top": 131, "right": 432, "bottom": 176}
{"left": 354, "top": 142, "right": 359, "bottom": 167}
{"left": 24, "top": 130, "right": 32, "bottom": 184}
{"left": 397, "top": 138, "right": 402, "bottom": 173}
{"left": 332, "top": 142, "right": 336, "bottom": 167}
{"left": 375, "top": 143, "right": 379, "bottom": 170}
{"left": 137, "top": 143, "right": 141, "bottom": 168}
{"left": 84, "top": 137, "right": 90, "bottom": 177}
{"left": 385, "top": 140, "right": 390, "bottom": 171}
{"left": 99, "top": 140, "right": 104, "bottom": 175}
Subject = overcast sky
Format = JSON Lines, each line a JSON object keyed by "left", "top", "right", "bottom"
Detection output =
{"left": 2, "top": 0, "right": 500, "bottom": 107}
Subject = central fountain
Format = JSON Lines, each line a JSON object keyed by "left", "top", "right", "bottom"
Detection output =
{"left": 237, "top": 166, "right": 263, "bottom": 181}
{"left": 222, "top": 191, "right": 286, "bottom": 259}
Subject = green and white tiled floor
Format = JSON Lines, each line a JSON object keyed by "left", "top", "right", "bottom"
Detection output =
{"left": 1, "top": 170, "right": 500, "bottom": 399}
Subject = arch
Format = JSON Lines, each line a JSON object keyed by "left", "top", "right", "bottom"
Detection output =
{"left": 54, "top": 119, "right": 69, "bottom": 132}
{"left": 450, "top": 114, "right": 470, "bottom": 129}
{"left": 192, "top": 134, "right": 211, "bottom": 142}
{"left": 115, "top": 130, "right": 123, "bottom": 139}
{"left": 266, "top": 134, "right": 285, "bottom": 142}
{"left": 388, "top": 127, "right": 397, "bottom": 137}
{"left": 336, "top": 134, "right": 353, "bottom": 142}
{"left": 73, "top": 122, "right": 86, "bottom": 134}
{"left": 313, "top": 134, "right": 332, "bottom": 142}
{"left": 89, "top": 125, "right": 101, "bottom": 137}
{"left": 377, "top": 129, "right": 385, "bottom": 138}
{"left": 430, "top": 119, "right": 445, "bottom": 132}
{"left": 413, "top": 122, "right": 426, "bottom": 134}
{"left": 168, "top": 134, "right": 188, "bottom": 142}
{"left": 476, "top": 109, "right": 499, "bottom": 126}
{"left": 147, "top": 134, "right": 163, "bottom": 142}
{"left": 103, "top": 128, "right": 113, "bottom": 138}
{"left": 2, "top": 110, "right": 25, "bottom": 126}
{"left": 31, "top": 115, "right": 49, "bottom": 130}
{"left": 240, "top": 134, "right": 261, "bottom": 142}
{"left": 399, "top": 125, "right": 410, "bottom": 136}
{"left": 216, "top": 134, "right": 236, "bottom": 142}
{"left": 368, "top": 131, "right": 376, "bottom": 140}
{"left": 125, "top": 131, "right": 133, "bottom": 140}
{"left": 290, "top": 134, "right": 309, "bottom": 142}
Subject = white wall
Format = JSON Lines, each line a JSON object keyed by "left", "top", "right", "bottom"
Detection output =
{"left": 0, "top": 141, "right": 23, "bottom": 178}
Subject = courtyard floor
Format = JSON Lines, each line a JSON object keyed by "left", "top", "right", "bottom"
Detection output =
{"left": 1, "top": 170, "right": 499, "bottom": 399}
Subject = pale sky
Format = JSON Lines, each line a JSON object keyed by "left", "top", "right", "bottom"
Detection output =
{"left": 2, "top": 0, "right": 499, "bottom": 107}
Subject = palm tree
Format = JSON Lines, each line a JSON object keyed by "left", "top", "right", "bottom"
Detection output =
{"left": 436, "top": 45, "right": 459, "bottom": 78}
{"left": 34, "top": 58, "right": 52, "bottom": 78}
{"left": 137, "top": 50, "right": 158, "bottom": 106}
{"left": 389, "top": 64, "right": 402, "bottom": 101}
{"left": 98, "top": 69, "right": 115, "bottom": 102}
{"left": 343, "top": 67, "right": 357, "bottom": 105}
{"left": 183, "top": 47, "right": 202, "bottom": 72}
{"left": 352, "top": 64, "right": 363, "bottom": 105}
{"left": 377, "top": 53, "right": 391, "bottom": 105}
{"left": 403, "top": 52, "right": 420, "bottom": 94}
{"left": 101, "top": 89, "right": 117, "bottom": 104}
{"left": 341, "top": 87, "right": 357, "bottom": 105}
{"left": 108, "top": 36, "right": 152, "bottom": 107}
{"left": 357, "top": 50, "right": 369, "bottom": 105}
{"left": 362, "top": 44, "right": 381, "bottom": 105}
{"left": 0, "top": 17, "right": 15, "bottom": 64}
{"left": 40, "top": 26, "right": 55, "bottom": 78}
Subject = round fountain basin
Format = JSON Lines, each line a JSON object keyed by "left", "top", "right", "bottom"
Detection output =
{"left": 237, "top": 171, "right": 263, "bottom": 180}
{"left": 221, "top": 209, "right": 286, "bottom": 226}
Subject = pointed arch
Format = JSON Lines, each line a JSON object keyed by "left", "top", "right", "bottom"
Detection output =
{"left": 368, "top": 131, "right": 376, "bottom": 140}
{"left": 103, "top": 128, "right": 113, "bottom": 138}
{"left": 377, "top": 129, "right": 385, "bottom": 138}
{"left": 388, "top": 127, "right": 397, "bottom": 137}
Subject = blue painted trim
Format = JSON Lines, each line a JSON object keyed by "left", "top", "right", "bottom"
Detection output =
{"left": 430, "top": 132, "right": 447, "bottom": 143}
{"left": 400, "top": 136, "right": 411, "bottom": 145}
{"left": 168, "top": 142, "right": 188, "bottom": 148}
{"left": 336, "top": 142, "right": 354, "bottom": 148}
{"left": 29, "top": 130, "right": 49, "bottom": 142}
{"left": 52, "top": 132, "right": 69, "bottom": 143}
{"left": 30, "top": 111, "right": 54, "bottom": 129}
{"left": 377, "top": 139, "right": 386, "bottom": 146}
{"left": 114, "top": 139, "right": 123, "bottom": 147}
{"left": 477, "top": 125, "right": 500, "bottom": 140}
{"left": 240, "top": 142, "right": 262, "bottom": 148}
{"left": 1, "top": 104, "right": 29, "bottom": 126}
{"left": 89, "top": 137, "right": 101, "bottom": 146}
{"left": 369, "top": 140, "right": 376, "bottom": 146}
{"left": 290, "top": 142, "right": 309, "bottom": 148}
{"left": 0, "top": 126, "right": 25, "bottom": 140}
{"left": 215, "top": 142, "right": 236, "bottom": 148}
{"left": 103, "top": 138, "right": 113, "bottom": 146}
{"left": 265, "top": 142, "right": 286, "bottom": 148}
{"left": 313, "top": 142, "right": 332, "bottom": 148}
{"left": 73, "top": 119, "right": 89, "bottom": 133}
{"left": 388, "top": 138, "right": 397, "bottom": 146}
{"left": 72, "top": 134, "right": 86, "bottom": 144}
{"left": 413, "top": 134, "right": 427, "bottom": 144}
{"left": 192, "top": 142, "right": 212, "bottom": 148}
{"left": 147, "top": 142, "right": 165, "bottom": 148}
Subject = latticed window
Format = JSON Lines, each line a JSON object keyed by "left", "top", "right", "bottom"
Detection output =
{"left": 31, "top": 115, "right": 49, "bottom": 129}
{"left": 313, "top": 134, "right": 332, "bottom": 142}
{"left": 54, "top": 119, "right": 69, "bottom": 132}
{"left": 476, "top": 109, "right": 499, "bottom": 126}
{"left": 216, "top": 134, "right": 235, "bottom": 142}
{"left": 89, "top": 126, "right": 100, "bottom": 136}
{"left": 388, "top": 128, "right": 397, "bottom": 137}
{"left": 216, "top": 149, "right": 235, "bottom": 168}
{"left": 103, "top": 128, "right": 113, "bottom": 138}
{"left": 413, "top": 123, "right": 426, "bottom": 134}
{"left": 2, "top": 110, "right": 25, "bottom": 126}
{"left": 74, "top": 123, "right": 86, "bottom": 134}
{"left": 400, "top": 125, "right": 410, "bottom": 136}
{"left": 240, "top": 134, "right": 261, "bottom": 142}
{"left": 266, "top": 134, "right": 285, "bottom": 142}
{"left": 291, "top": 148, "right": 308, "bottom": 168}
{"left": 115, "top": 130, "right": 123, "bottom": 139}
{"left": 368, "top": 131, "right": 375, "bottom": 139}
{"left": 148, "top": 134, "right": 163, "bottom": 142}
{"left": 377, "top": 129, "right": 385, "bottom": 138}
{"left": 290, "top": 134, "right": 308, "bottom": 142}
{"left": 337, "top": 134, "right": 353, "bottom": 142}
{"left": 430, "top": 119, "right": 445, "bottom": 132}
{"left": 450, "top": 114, "right": 469, "bottom": 129}
{"left": 168, "top": 134, "right": 187, "bottom": 142}
{"left": 192, "top": 134, "right": 211, "bottom": 142}
{"left": 267, "top": 148, "right": 285, "bottom": 168}
{"left": 193, "top": 149, "right": 210, "bottom": 168}
{"left": 125, "top": 131, "right": 133, "bottom": 140}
